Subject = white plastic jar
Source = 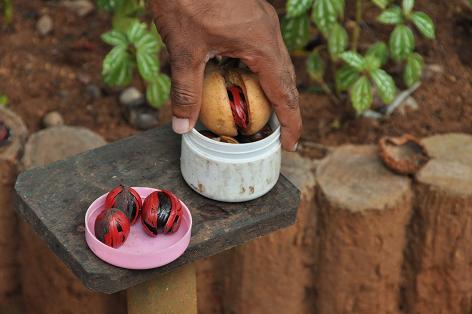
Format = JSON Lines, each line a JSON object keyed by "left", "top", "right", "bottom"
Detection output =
{"left": 180, "top": 116, "right": 281, "bottom": 202}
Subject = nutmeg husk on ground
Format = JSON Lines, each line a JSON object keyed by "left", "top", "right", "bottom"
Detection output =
{"left": 199, "top": 64, "right": 272, "bottom": 137}
{"left": 378, "top": 134, "right": 429, "bottom": 175}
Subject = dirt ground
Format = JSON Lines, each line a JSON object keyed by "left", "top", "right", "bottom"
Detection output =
{"left": 1, "top": 0, "right": 471, "bottom": 148}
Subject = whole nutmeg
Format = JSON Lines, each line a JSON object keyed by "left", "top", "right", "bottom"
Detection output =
{"left": 141, "top": 190, "right": 183, "bottom": 237}
{"left": 94, "top": 208, "right": 130, "bottom": 248}
{"left": 199, "top": 65, "right": 272, "bottom": 137}
{"left": 104, "top": 185, "right": 142, "bottom": 224}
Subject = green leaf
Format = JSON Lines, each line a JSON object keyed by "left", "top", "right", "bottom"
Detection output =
{"left": 389, "top": 24, "right": 415, "bottom": 62}
{"left": 150, "top": 23, "right": 164, "bottom": 50}
{"left": 137, "top": 49, "right": 160, "bottom": 82}
{"left": 366, "top": 42, "right": 389, "bottom": 66}
{"left": 371, "top": 68, "right": 396, "bottom": 104}
{"left": 102, "top": 45, "right": 133, "bottom": 86}
{"left": 364, "top": 55, "right": 381, "bottom": 72}
{"left": 306, "top": 51, "right": 325, "bottom": 81}
{"left": 410, "top": 12, "right": 435, "bottom": 39}
{"left": 96, "top": 0, "right": 123, "bottom": 11}
{"left": 328, "top": 23, "right": 348, "bottom": 59}
{"left": 332, "top": 0, "right": 345, "bottom": 19}
{"left": 339, "top": 51, "right": 365, "bottom": 71}
{"left": 371, "top": 0, "right": 390, "bottom": 9}
{"left": 286, "top": 0, "right": 313, "bottom": 18}
{"left": 335, "top": 65, "right": 360, "bottom": 91}
{"left": 135, "top": 33, "right": 159, "bottom": 53}
{"left": 403, "top": 52, "right": 424, "bottom": 87}
{"left": 402, "top": 0, "right": 415, "bottom": 15}
{"left": 126, "top": 21, "right": 147, "bottom": 43}
{"left": 0, "top": 95, "right": 8, "bottom": 106}
{"left": 312, "top": 0, "right": 338, "bottom": 35}
{"left": 350, "top": 76, "right": 373, "bottom": 113}
{"left": 281, "top": 15, "right": 310, "bottom": 52}
{"left": 147, "top": 74, "right": 171, "bottom": 108}
{"left": 377, "top": 6, "right": 403, "bottom": 24}
{"left": 111, "top": 0, "right": 144, "bottom": 32}
{"left": 101, "top": 30, "right": 128, "bottom": 46}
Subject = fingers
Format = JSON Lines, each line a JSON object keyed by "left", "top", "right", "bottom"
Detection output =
{"left": 242, "top": 49, "right": 302, "bottom": 151}
{"left": 168, "top": 48, "right": 206, "bottom": 134}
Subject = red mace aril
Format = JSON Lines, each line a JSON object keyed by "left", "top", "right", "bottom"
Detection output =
{"left": 105, "top": 185, "right": 142, "bottom": 224}
{"left": 0, "top": 122, "right": 10, "bottom": 146}
{"left": 227, "top": 86, "right": 248, "bottom": 130}
{"left": 141, "top": 190, "right": 183, "bottom": 237}
{"left": 94, "top": 208, "right": 130, "bottom": 248}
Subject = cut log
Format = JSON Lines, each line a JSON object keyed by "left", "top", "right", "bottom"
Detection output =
{"left": 0, "top": 107, "right": 27, "bottom": 302}
{"left": 315, "top": 145, "right": 412, "bottom": 314}
{"left": 403, "top": 133, "right": 472, "bottom": 314}
{"left": 18, "top": 126, "right": 127, "bottom": 314}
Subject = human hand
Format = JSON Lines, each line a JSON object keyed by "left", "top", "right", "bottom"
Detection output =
{"left": 149, "top": 0, "right": 301, "bottom": 151}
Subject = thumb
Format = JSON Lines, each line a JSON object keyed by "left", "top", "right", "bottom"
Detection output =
{"left": 169, "top": 53, "right": 206, "bottom": 134}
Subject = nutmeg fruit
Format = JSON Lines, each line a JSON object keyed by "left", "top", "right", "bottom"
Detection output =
{"left": 199, "top": 65, "right": 272, "bottom": 137}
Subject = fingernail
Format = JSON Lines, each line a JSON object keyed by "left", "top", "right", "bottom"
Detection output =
{"left": 172, "top": 116, "right": 190, "bottom": 134}
{"left": 291, "top": 142, "right": 299, "bottom": 152}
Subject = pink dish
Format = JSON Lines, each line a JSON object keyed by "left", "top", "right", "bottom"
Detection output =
{"left": 85, "top": 187, "right": 192, "bottom": 269}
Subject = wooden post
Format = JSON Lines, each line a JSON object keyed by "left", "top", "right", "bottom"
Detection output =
{"left": 127, "top": 264, "right": 197, "bottom": 314}
{"left": 0, "top": 107, "right": 27, "bottom": 303}
{"left": 315, "top": 145, "right": 412, "bottom": 314}
{"left": 403, "top": 133, "right": 472, "bottom": 314}
{"left": 215, "top": 152, "right": 318, "bottom": 314}
{"left": 18, "top": 126, "right": 128, "bottom": 314}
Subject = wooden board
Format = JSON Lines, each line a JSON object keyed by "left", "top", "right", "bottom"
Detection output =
{"left": 14, "top": 125, "right": 299, "bottom": 294}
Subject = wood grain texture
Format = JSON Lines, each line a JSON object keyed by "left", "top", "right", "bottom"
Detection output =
{"left": 403, "top": 133, "right": 472, "bottom": 314}
{"left": 14, "top": 125, "right": 300, "bottom": 294}
{"left": 315, "top": 145, "right": 412, "bottom": 314}
{"left": 127, "top": 264, "right": 197, "bottom": 314}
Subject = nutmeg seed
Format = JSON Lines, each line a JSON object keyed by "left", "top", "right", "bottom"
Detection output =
{"left": 200, "top": 64, "right": 272, "bottom": 137}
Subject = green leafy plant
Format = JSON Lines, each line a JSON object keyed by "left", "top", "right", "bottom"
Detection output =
{"left": 97, "top": 0, "right": 170, "bottom": 108}
{"left": 0, "top": 94, "right": 8, "bottom": 107}
{"left": 1, "top": 0, "right": 13, "bottom": 25}
{"left": 282, "top": 0, "right": 435, "bottom": 114}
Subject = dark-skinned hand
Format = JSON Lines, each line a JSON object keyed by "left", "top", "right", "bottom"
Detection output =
{"left": 149, "top": 0, "right": 302, "bottom": 151}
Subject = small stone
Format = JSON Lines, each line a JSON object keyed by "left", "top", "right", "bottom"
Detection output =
{"left": 397, "top": 97, "right": 419, "bottom": 115}
{"left": 119, "top": 87, "right": 145, "bottom": 107}
{"left": 126, "top": 105, "right": 159, "bottom": 130}
{"left": 77, "top": 72, "right": 91, "bottom": 84}
{"left": 61, "top": 0, "right": 94, "bottom": 17}
{"left": 36, "top": 15, "right": 53, "bottom": 36}
{"left": 42, "top": 111, "right": 64, "bottom": 128}
{"left": 85, "top": 84, "right": 102, "bottom": 99}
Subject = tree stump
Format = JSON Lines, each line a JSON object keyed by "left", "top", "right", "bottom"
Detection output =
{"left": 0, "top": 107, "right": 27, "bottom": 303}
{"left": 19, "top": 126, "right": 127, "bottom": 314}
{"left": 196, "top": 152, "right": 317, "bottom": 314}
{"left": 315, "top": 145, "right": 412, "bottom": 314}
{"left": 403, "top": 133, "right": 472, "bottom": 314}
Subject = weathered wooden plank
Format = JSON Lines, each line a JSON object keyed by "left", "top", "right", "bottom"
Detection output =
{"left": 14, "top": 125, "right": 299, "bottom": 294}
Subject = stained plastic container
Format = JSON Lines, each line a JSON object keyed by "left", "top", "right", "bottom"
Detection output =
{"left": 180, "top": 115, "right": 281, "bottom": 202}
{"left": 85, "top": 187, "right": 192, "bottom": 269}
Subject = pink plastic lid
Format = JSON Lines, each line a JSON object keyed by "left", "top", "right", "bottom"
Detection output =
{"left": 85, "top": 187, "right": 192, "bottom": 269}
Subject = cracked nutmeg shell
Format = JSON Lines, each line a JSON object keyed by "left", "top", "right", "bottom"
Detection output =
{"left": 141, "top": 190, "right": 183, "bottom": 237}
{"left": 104, "top": 185, "right": 143, "bottom": 225}
{"left": 199, "top": 65, "right": 272, "bottom": 137}
{"left": 94, "top": 208, "right": 130, "bottom": 248}
{"left": 378, "top": 134, "right": 429, "bottom": 175}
